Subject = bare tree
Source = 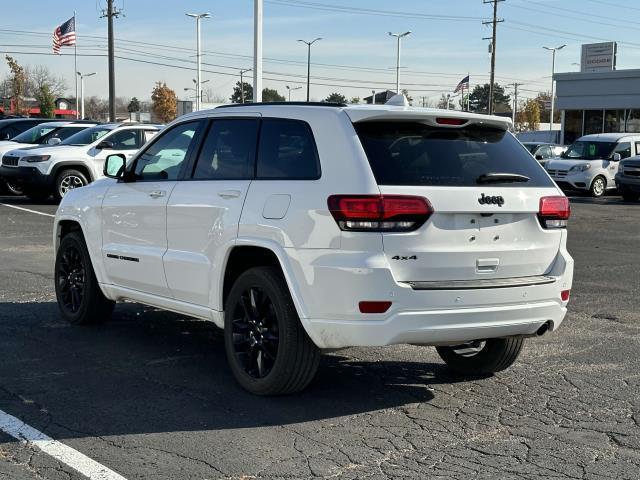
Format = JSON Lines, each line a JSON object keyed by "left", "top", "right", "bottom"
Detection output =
{"left": 5, "top": 56, "right": 27, "bottom": 115}
{"left": 25, "top": 65, "right": 67, "bottom": 98}
{"left": 84, "top": 96, "right": 109, "bottom": 121}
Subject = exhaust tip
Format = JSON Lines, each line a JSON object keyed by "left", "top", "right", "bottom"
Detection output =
{"left": 536, "top": 321, "right": 552, "bottom": 336}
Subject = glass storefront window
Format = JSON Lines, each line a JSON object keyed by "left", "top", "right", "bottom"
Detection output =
{"left": 626, "top": 110, "right": 640, "bottom": 133}
{"left": 604, "top": 109, "right": 625, "bottom": 133}
{"left": 564, "top": 110, "right": 583, "bottom": 145}
{"left": 584, "top": 110, "right": 604, "bottom": 135}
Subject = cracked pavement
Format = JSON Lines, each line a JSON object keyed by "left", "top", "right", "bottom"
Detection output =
{"left": 0, "top": 195, "right": 639, "bottom": 479}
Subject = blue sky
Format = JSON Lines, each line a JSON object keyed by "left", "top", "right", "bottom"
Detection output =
{"left": 1, "top": 0, "right": 639, "bottom": 103}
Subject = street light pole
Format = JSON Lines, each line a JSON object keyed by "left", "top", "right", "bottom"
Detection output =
{"left": 286, "top": 85, "right": 302, "bottom": 101}
{"left": 543, "top": 44, "right": 566, "bottom": 137}
{"left": 297, "top": 38, "right": 322, "bottom": 102}
{"left": 76, "top": 72, "right": 95, "bottom": 119}
{"left": 239, "top": 69, "right": 251, "bottom": 103}
{"left": 388, "top": 31, "right": 411, "bottom": 94}
{"left": 186, "top": 12, "right": 211, "bottom": 111}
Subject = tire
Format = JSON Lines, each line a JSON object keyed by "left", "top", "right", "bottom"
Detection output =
{"left": 54, "top": 169, "right": 89, "bottom": 201}
{"left": 224, "top": 266, "right": 320, "bottom": 395}
{"left": 4, "top": 179, "right": 23, "bottom": 196}
{"left": 621, "top": 190, "right": 640, "bottom": 202}
{"left": 436, "top": 337, "right": 524, "bottom": 375}
{"left": 54, "top": 231, "right": 114, "bottom": 325}
{"left": 589, "top": 176, "right": 607, "bottom": 198}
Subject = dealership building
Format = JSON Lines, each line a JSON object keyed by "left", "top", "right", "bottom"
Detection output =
{"left": 554, "top": 42, "right": 640, "bottom": 145}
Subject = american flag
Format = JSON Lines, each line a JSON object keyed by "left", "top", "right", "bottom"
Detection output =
{"left": 52, "top": 16, "right": 76, "bottom": 54}
{"left": 453, "top": 75, "right": 469, "bottom": 94}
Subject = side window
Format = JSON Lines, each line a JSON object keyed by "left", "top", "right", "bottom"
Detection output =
{"left": 614, "top": 142, "right": 632, "bottom": 159}
{"left": 635, "top": 142, "right": 640, "bottom": 156}
{"left": 108, "top": 129, "right": 141, "bottom": 150}
{"left": 542, "top": 146, "right": 552, "bottom": 158}
{"left": 134, "top": 121, "right": 200, "bottom": 181}
{"left": 256, "top": 119, "right": 320, "bottom": 180}
{"left": 192, "top": 119, "right": 258, "bottom": 180}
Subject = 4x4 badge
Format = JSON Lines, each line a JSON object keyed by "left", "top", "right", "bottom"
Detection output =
{"left": 478, "top": 193, "right": 504, "bottom": 207}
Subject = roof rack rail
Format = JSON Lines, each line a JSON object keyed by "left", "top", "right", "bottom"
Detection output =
{"left": 216, "top": 101, "right": 346, "bottom": 109}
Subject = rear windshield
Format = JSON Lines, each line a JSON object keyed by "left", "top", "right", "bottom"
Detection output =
{"left": 355, "top": 122, "right": 554, "bottom": 187}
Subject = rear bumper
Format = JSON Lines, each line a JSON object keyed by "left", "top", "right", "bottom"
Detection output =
{"left": 615, "top": 174, "right": 640, "bottom": 192}
{"left": 0, "top": 166, "right": 52, "bottom": 188}
{"left": 286, "top": 239, "right": 574, "bottom": 349}
{"left": 307, "top": 301, "right": 566, "bottom": 348}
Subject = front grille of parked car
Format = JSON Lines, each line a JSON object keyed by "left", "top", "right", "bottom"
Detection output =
{"left": 622, "top": 166, "right": 640, "bottom": 177}
{"left": 1, "top": 155, "right": 19, "bottom": 167}
{"left": 547, "top": 169, "right": 568, "bottom": 178}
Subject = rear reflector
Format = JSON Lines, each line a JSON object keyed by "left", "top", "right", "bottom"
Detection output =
{"left": 538, "top": 196, "right": 570, "bottom": 229}
{"left": 359, "top": 301, "right": 392, "bottom": 314}
{"left": 561, "top": 290, "right": 570, "bottom": 301}
{"left": 328, "top": 195, "right": 432, "bottom": 232}
{"left": 435, "top": 117, "right": 468, "bottom": 126}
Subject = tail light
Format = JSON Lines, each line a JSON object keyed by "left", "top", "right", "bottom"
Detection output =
{"left": 538, "top": 196, "right": 570, "bottom": 229}
{"left": 327, "top": 195, "right": 432, "bottom": 232}
{"left": 359, "top": 301, "right": 392, "bottom": 314}
{"left": 436, "top": 117, "right": 468, "bottom": 126}
{"left": 561, "top": 290, "right": 570, "bottom": 301}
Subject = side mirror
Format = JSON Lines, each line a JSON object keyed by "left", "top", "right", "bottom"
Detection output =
{"left": 103, "top": 154, "right": 126, "bottom": 179}
{"left": 47, "top": 137, "right": 61, "bottom": 145}
{"left": 611, "top": 153, "right": 621, "bottom": 162}
{"left": 96, "top": 140, "right": 114, "bottom": 150}
{"left": 535, "top": 154, "right": 544, "bottom": 160}
{"left": 0, "top": 132, "right": 10, "bottom": 140}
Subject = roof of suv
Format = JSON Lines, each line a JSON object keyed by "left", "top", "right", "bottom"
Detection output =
{"left": 192, "top": 103, "right": 512, "bottom": 130}
{"left": 578, "top": 133, "right": 636, "bottom": 142}
{"left": 98, "top": 123, "right": 162, "bottom": 130}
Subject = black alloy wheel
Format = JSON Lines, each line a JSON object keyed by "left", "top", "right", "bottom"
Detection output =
{"left": 54, "top": 231, "right": 114, "bottom": 325}
{"left": 57, "top": 243, "right": 86, "bottom": 314}
{"left": 231, "top": 285, "right": 280, "bottom": 379}
{"left": 224, "top": 266, "right": 320, "bottom": 395}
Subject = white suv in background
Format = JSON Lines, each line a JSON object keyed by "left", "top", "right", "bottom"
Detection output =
{"left": 0, "top": 122, "right": 95, "bottom": 195}
{"left": 545, "top": 133, "right": 640, "bottom": 197}
{"left": 53, "top": 102, "right": 573, "bottom": 395}
{"left": 0, "top": 123, "right": 159, "bottom": 201}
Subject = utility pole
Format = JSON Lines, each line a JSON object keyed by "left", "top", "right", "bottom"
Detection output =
{"left": 254, "top": 0, "right": 263, "bottom": 103}
{"left": 483, "top": 0, "right": 504, "bottom": 115}
{"left": 100, "top": 0, "right": 122, "bottom": 122}
{"left": 239, "top": 68, "right": 251, "bottom": 103}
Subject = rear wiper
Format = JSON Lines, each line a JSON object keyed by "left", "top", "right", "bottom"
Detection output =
{"left": 476, "top": 173, "right": 530, "bottom": 184}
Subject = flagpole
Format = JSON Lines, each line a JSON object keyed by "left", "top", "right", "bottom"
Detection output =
{"left": 74, "top": 11, "right": 78, "bottom": 119}
{"left": 467, "top": 72, "right": 470, "bottom": 112}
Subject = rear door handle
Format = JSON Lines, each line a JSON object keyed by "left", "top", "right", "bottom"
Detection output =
{"left": 148, "top": 190, "right": 165, "bottom": 198}
{"left": 218, "top": 190, "right": 242, "bottom": 199}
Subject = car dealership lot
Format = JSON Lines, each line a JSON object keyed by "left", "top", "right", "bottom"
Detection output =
{"left": 0, "top": 195, "right": 638, "bottom": 480}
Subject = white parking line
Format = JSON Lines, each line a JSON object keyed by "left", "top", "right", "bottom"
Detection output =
{"left": 0, "top": 409, "right": 127, "bottom": 480}
{"left": 0, "top": 203, "right": 55, "bottom": 218}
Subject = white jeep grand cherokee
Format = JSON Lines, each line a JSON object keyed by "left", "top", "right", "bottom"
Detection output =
{"left": 53, "top": 102, "right": 573, "bottom": 395}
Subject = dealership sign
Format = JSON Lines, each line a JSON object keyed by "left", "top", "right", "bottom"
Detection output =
{"left": 581, "top": 42, "right": 617, "bottom": 73}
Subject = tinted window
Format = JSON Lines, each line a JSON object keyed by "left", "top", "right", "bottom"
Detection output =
{"left": 108, "top": 129, "right": 141, "bottom": 149}
{"left": 12, "top": 124, "right": 59, "bottom": 143}
{"left": 614, "top": 142, "right": 632, "bottom": 159}
{"left": 43, "top": 126, "right": 87, "bottom": 143}
{"left": 134, "top": 121, "right": 199, "bottom": 181}
{"left": 257, "top": 119, "right": 320, "bottom": 179}
{"left": 192, "top": 119, "right": 258, "bottom": 180}
{"left": 563, "top": 141, "right": 617, "bottom": 160}
{"left": 61, "top": 126, "right": 112, "bottom": 146}
{"left": 355, "top": 122, "right": 554, "bottom": 187}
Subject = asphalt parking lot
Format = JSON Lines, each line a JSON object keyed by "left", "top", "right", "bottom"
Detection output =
{"left": 0, "top": 194, "right": 638, "bottom": 480}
